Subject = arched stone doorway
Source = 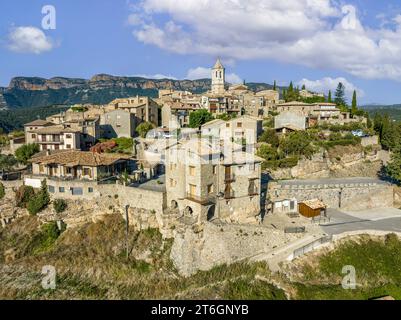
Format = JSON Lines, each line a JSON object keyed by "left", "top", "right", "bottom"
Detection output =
{"left": 207, "top": 205, "right": 216, "bottom": 221}
{"left": 184, "top": 206, "right": 193, "bottom": 217}
{"left": 171, "top": 200, "right": 178, "bottom": 209}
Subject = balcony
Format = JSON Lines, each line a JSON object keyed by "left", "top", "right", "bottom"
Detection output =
{"left": 224, "top": 174, "right": 236, "bottom": 183}
{"left": 224, "top": 191, "right": 235, "bottom": 200}
{"left": 185, "top": 193, "right": 215, "bottom": 205}
{"left": 36, "top": 137, "right": 64, "bottom": 144}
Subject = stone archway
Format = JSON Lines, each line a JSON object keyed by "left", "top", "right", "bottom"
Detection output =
{"left": 171, "top": 200, "right": 178, "bottom": 209}
{"left": 184, "top": 206, "right": 193, "bottom": 217}
{"left": 207, "top": 205, "right": 216, "bottom": 221}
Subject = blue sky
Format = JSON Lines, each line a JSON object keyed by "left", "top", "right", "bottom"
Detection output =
{"left": 1, "top": 0, "right": 401, "bottom": 105}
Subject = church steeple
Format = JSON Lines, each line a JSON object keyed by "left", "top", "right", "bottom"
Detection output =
{"left": 211, "top": 58, "right": 225, "bottom": 94}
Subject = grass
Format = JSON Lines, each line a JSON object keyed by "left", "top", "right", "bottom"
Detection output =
{"left": 292, "top": 234, "right": 401, "bottom": 300}
{"left": 3, "top": 215, "right": 400, "bottom": 300}
{"left": 0, "top": 215, "right": 286, "bottom": 300}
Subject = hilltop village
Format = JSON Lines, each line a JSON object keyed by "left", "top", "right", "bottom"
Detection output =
{"left": 1, "top": 60, "right": 400, "bottom": 275}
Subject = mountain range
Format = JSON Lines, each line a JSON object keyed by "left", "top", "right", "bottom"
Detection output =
{"left": 0, "top": 74, "right": 275, "bottom": 109}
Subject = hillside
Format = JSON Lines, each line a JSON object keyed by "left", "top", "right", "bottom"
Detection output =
{"left": 0, "top": 75, "right": 275, "bottom": 109}
{"left": 362, "top": 104, "right": 401, "bottom": 121}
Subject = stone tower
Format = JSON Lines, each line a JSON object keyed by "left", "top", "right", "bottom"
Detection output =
{"left": 211, "top": 58, "right": 225, "bottom": 94}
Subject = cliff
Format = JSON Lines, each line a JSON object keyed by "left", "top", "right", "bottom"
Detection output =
{"left": 0, "top": 74, "right": 273, "bottom": 109}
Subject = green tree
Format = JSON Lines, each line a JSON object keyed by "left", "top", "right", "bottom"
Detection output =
{"left": 327, "top": 90, "right": 332, "bottom": 103}
{"left": 0, "top": 154, "right": 17, "bottom": 174}
{"left": 189, "top": 109, "right": 214, "bottom": 128}
{"left": 136, "top": 122, "right": 155, "bottom": 138}
{"left": 386, "top": 145, "right": 401, "bottom": 183}
{"left": 258, "top": 129, "right": 279, "bottom": 148}
{"left": 334, "top": 82, "right": 347, "bottom": 109}
{"left": 302, "top": 84, "right": 306, "bottom": 90}
{"left": 351, "top": 90, "right": 358, "bottom": 115}
{"left": 284, "top": 81, "right": 300, "bottom": 102}
{"left": 273, "top": 80, "right": 277, "bottom": 91}
{"left": 27, "top": 179, "right": 50, "bottom": 215}
{"left": 53, "top": 199, "right": 67, "bottom": 213}
{"left": 15, "top": 143, "right": 40, "bottom": 165}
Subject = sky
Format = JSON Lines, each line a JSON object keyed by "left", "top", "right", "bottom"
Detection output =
{"left": 2, "top": 0, "right": 401, "bottom": 105}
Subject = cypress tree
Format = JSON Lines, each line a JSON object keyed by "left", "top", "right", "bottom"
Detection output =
{"left": 351, "top": 90, "right": 358, "bottom": 115}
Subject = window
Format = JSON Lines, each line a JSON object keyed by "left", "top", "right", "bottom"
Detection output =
{"left": 48, "top": 185, "right": 55, "bottom": 193}
{"left": 59, "top": 187, "right": 65, "bottom": 193}
{"left": 88, "top": 187, "right": 94, "bottom": 193}
{"left": 83, "top": 168, "right": 92, "bottom": 177}
{"left": 66, "top": 144, "right": 71, "bottom": 149}
{"left": 66, "top": 168, "right": 72, "bottom": 174}
{"left": 189, "top": 166, "right": 196, "bottom": 176}
{"left": 31, "top": 134, "right": 36, "bottom": 139}
{"left": 169, "top": 179, "right": 176, "bottom": 187}
{"left": 66, "top": 134, "right": 72, "bottom": 139}
{"left": 189, "top": 184, "right": 196, "bottom": 196}
{"left": 237, "top": 122, "right": 243, "bottom": 128}
{"left": 207, "top": 184, "right": 214, "bottom": 194}
{"left": 213, "top": 165, "right": 217, "bottom": 174}
{"left": 39, "top": 164, "right": 45, "bottom": 173}
{"left": 226, "top": 123, "right": 230, "bottom": 128}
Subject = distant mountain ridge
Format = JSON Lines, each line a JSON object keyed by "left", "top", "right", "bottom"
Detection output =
{"left": 0, "top": 74, "right": 275, "bottom": 109}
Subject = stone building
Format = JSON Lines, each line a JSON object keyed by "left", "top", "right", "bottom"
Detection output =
{"left": 27, "top": 125, "right": 81, "bottom": 151}
{"left": 109, "top": 96, "right": 160, "bottom": 127}
{"left": 165, "top": 138, "right": 263, "bottom": 223}
{"left": 201, "top": 115, "right": 262, "bottom": 144}
{"left": 29, "top": 150, "right": 132, "bottom": 182}
{"left": 24, "top": 119, "right": 54, "bottom": 145}
{"left": 100, "top": 110, "right": 136, "bottom": 138}
{"left": 274, "top": 111, "right": 307, "bottom": 134}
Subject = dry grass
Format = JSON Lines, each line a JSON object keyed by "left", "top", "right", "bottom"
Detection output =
{"left": 0, "top": 215, "right": 286, "bottom": 300}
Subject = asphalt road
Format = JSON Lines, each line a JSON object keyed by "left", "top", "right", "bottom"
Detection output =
{"left": 321, "top": 208, "right": 401, "bottom": 235}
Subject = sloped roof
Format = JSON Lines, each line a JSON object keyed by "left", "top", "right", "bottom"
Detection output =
{"left": 30, "top": 150, "right": 131, "bottom": 167}
{"left": 31, "top": 125, "right": 80, "bottom": 134}
{"left": 24, "top": 119, "right": 54, "bottom": 127}
{"left": 277, "top": 101, "right": 313, "bottom": 107}
{"left": 213, "top": 58, "right": 224, "bottom": 69}
{"left": 301, "top": 199, "right": 326, "bottom": 210}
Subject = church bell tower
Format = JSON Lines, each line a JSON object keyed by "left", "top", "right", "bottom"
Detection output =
{"left": 211, "top": 58, "right": 225, "bottom": 94}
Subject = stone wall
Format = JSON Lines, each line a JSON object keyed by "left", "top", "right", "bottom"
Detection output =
{"left": 23, "top": 176, "right": 167, "bottom": 216}
{"left": 170, "top": 222, "right": 303, "bottom": 276}
{"left": 269, "top": 178, "right": 394, "bottom": 211}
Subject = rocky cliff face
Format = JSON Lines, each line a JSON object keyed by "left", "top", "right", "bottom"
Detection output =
{"left": 1, "top": 74, "right": 273, "bottom": 109}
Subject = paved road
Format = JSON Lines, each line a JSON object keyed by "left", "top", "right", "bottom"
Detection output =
{"left": 321, "top": 208, "right": 401, "bottom": 235}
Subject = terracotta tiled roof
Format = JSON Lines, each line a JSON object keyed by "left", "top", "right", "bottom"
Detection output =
{"left": 29, "top": 150, "right": 131, "bottom": 167}
{"left": 31, "top": 125, "right": 80, "bottom": 134}
{"left": 24, "top": 119, "right": 54, "bottom": 127}
{"left": 277, "top": 101, "right": 313, "bottom": 107}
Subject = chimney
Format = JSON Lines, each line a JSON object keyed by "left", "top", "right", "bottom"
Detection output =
{"left": 46, "top": 149, "right": 51, "bottom": 156}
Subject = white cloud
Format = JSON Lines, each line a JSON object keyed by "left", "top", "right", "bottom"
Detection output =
{"left": 7, "top": 26, "right": 53, "bottom": 54}
{"left": 130, "top": 0, "right": 401, "bottom": 82}
{"left": 297, "top": 77, "right": 364, "bottom": 100}
{"left": 186, "top": 66, "right": 242, "bottom": 83}
{"left": 134, "top": 73, "right": 178, "bottom": 80}
{"left": 127, "top": 14, "right": 143, "bottom": 26}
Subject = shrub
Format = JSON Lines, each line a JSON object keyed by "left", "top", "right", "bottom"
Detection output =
{"left": 27, "top": 180, "right": 50, "bottom": 215}
{"left": 53, "top": 199, "right": 67, "bottom": 213}
{"left": 28, "top": 222, "right": 64, "bottom": 255}
{"left": 15, "top": 185, "right": 35, "bottom": 208}
{"left": 0, "top": 182, "right": 4, "bottom": 200}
